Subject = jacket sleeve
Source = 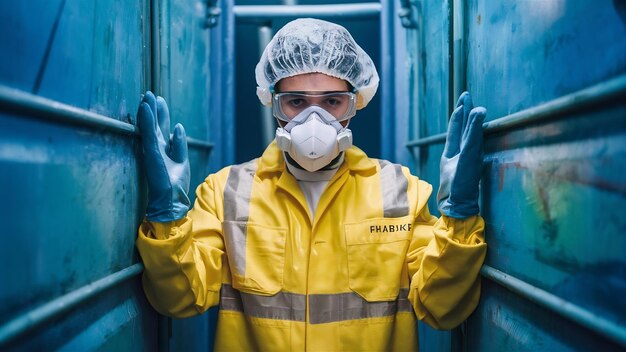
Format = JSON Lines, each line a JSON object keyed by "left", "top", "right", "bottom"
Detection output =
{"left": 406, "top": 180, "right": 487, "bottom": 330}
{"left": 136, "top": 175, "right": 225, "bottom": 318}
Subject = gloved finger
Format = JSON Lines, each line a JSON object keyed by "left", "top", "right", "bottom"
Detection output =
{"left": 142, "top": 91, "right": 158, "bottom": 121}
{"left": 140, "top": 91, "right": 165, "bottom": 144}
{"left": 461, "top": 106, "right": 486, "bottom": 156}
{"left": 443, "top": 105, "right": 464, "bottom": 158}
{"left": 137, "top": 102, "right": 161, "bottom": 160}
{"left": 156, "top": 96, "right": 171, "bottom": 147}
{"left": 170, "top": 123, "right": 189, "bottom": 163}
{"left": 461, "top": 92, "right": 474, "bottom": 133}
{"left": 455, "top": 91, "right": 469, "bottom": 109}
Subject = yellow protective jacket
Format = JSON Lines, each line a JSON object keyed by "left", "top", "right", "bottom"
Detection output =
{"left": 137, "top": 143, "right": 487, "bottom": 352}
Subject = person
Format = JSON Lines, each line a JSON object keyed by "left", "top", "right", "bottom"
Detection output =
{"left": 136, "top": 18, "right": 487, "bottom": 351}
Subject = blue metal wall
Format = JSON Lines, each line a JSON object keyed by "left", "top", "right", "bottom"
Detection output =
{"left": 398, "top": 0, "right": 626, "bottom": 350}
{"left": 0, "top": 0, "right": 233, "bottom": 350}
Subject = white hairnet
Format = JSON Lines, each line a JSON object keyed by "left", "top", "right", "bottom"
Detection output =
{"left": 255, "top": 18, "right": 379, "bottom": 110}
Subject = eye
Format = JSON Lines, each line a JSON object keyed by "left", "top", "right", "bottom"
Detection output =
{"left": 286, "top": 98, "right": 305, "bottom": 108}
{"left": 325, "top": 97, "right": 342, "bottom": 107}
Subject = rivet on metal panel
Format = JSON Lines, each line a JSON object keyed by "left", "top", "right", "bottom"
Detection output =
{"left": 399, "top": 0, "right": 418, "bottom": 28}
{"left": 205, "top": 0, "right": 221, "bottom": 28}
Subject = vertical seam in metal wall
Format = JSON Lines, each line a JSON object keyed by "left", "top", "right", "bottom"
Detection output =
{"left": 87, "top": 2, "right": 98, "bottom": 108}
{"left": 447, "top": 0, "right": 454, "bottom": 118}
{"left": 381, "top": 0, "right": 395, "bottom": 161}
{"left": 450, "top": 2, "right": 467, "bottom": 350}
{"left": 142, "top": 0, "right": 152, "bottom": 93}
{"left": 149, "top": 2, "right": 170, "bottom": 350}
{"left": 412, "top": 1, "right": 423, "bottom": 174}
{"left": 32, "top": 0, "right": 66, "bottom": 94}
{"left": 452, "top": 0, "right": 466, "bottom": 101}
{"left": 150, "top": 0, "right": 160, "bottom": 94}
{"left": 224, "top": 0, "right": 236, "bottom": 166}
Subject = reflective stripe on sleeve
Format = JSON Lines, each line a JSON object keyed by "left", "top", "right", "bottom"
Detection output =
{"left": 223, "top": 160, "right": 257, "bottom": 222}
{"left": 378, "top": 160, "right": 410, "bottom": 218}
{"left": 223, "top": 160, "right": 258, "bottom": 276}
{"left": 220, "top": 285, "right": 413, "bottom": 324}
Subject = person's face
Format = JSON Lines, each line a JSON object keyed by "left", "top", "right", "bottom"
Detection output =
{"left": 275, "top": 73, "right": 353, "bottom": 127}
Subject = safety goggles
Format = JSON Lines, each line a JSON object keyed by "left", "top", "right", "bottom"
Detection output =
{"left": 272, "top": 92, "right": 357, "bottom": 122}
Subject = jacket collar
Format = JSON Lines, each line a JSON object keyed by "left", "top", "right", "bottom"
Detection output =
{"left": 255, "top": 141, "right": 377, "bottom": 179}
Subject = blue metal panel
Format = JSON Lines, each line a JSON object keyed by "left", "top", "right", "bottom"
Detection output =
{"left": 158, "top": 0, "right": 211, "bottom": 141}
{"left": 470, "top": 279, "right": 625, "bottom": 351}
{"left": 0, "top": 1, "right": 147, "bottom": 120}
{"left": 400, "top": 1, "right": 454, "bottom": 349}
{"left": 467, "top": 1, "right": 626, "bottom": 120}
{"left": 0, "top": 3, "right": 151, "bottom": 349}
{"left": 209, "top": 0, "right": 236, "bottom": 170}
{"left": 404, "top": 0, "right": 626, "bottom": 350}
{"left": 473, "top": 99, "right": 626, "bottom": 351}
{"left": 381, "top": 0, "right": 415, "bottom": 168}
{"left": 380, "top": 0, "right": 397, "bottom": 162}
{"left": 0, "top": 105, "right": 154, "bottom": 350}
{"left": 0, "top": 0, "right": 227, "bottom": 350}
{"left": 408, "top": 0, "right": 451, "bottom": 217}
{"left": 3, "top": 279, "right": 156, "bottom": 351}
{"left": 153, "top": 0, "right": 226, "bottom": 350}
{"left": 0, "top": 1, "right": 65, "bottom": 92}
{"left": 1, "top": 115, "right": 138, "bottom": 311}
{"left": 465, "top": 1, "right": 626, "bottom": 350}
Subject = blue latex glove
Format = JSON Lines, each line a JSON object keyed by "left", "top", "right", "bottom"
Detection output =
{"left": 437, "top": 92, "right": 486, "bottom": 219}
{"left": 137, "top": 91, "right": 190, "bottom": 222}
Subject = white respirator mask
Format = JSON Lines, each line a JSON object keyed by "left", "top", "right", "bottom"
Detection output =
{"left": 275, "top": 106, "right": 353, "bottom": 172}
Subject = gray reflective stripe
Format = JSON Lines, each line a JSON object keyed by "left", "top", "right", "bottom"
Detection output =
{"left": 378, "top": 160, "right": 410, "bottom": 218}
{"left": 224, "top": 160, "right": 257, "bottom": 222}
{"left": 219, "top": 284, "right": 244, "bottom": 313}
{"left": 220, "top": 285, "right": 412, "bottom": 324}
{"left": 398, "top": 288, "right": 413, "bottom": 313}
{"left": 223, "top": 160, "right": 257, "bottom": 276}
{"left": 222, "top": 222, "right": 247, "bottom": 279}
{"left": 220, "top": 284, "right": 306, "bottom": 321}
{"left": 309, "top": 288, "right": 412, "bottom": 324}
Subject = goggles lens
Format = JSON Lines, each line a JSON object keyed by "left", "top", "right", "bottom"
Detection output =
{"left": 272, "top": 92, "right": 357, "bottom": 122}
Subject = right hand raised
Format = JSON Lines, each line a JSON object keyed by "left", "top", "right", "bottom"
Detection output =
{"left": 437, "top": 92, "right": 486, "bottom": 219}
{"left": 137, "top": 91, "right": 190, "bottom": 222}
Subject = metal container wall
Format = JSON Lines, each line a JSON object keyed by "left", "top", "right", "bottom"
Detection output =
{"left": 401, "top": 0, "right": 626, "bottom": 350}
{"left": 0, "top": 0, "right": 233, "bottom": 350}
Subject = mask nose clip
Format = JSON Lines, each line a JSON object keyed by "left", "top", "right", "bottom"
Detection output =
{"left": 282, "top": 106, "right": 345, "bottom": 132}
{"left": 307, "top": 112, "right": 321, "bottom": 123}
